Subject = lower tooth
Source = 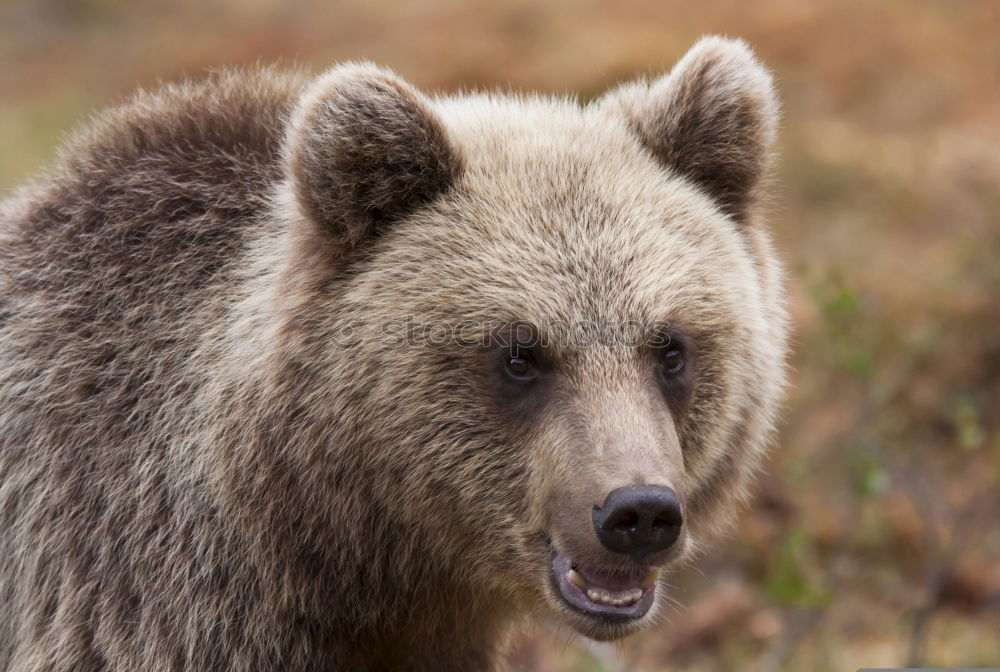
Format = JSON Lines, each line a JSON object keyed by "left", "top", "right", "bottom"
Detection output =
{"left": 584, "top": 587, "right": 644, "bottom": 606}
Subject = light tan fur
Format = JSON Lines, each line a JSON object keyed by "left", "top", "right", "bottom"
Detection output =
{"left": 0, "top": 37, "right": 787, "bottom": 671}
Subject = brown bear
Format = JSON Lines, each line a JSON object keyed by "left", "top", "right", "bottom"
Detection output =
{"left": 0, "top": 36, "right": 787, "bottom": 671}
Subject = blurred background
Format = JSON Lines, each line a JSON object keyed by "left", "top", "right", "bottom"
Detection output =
{"left": 1, "top": 0, "right": 998, "bottom": 669}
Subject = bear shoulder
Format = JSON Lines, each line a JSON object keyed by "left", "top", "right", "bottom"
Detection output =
{"left": 0, "top": 67, "right": 309, "bottom": 331}
{"left": 34, "top": 66, "right": 308, "bottom": 226}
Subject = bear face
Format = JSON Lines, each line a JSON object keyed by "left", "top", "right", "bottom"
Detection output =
{"left": 273, "top": 36, "right": 786, "bottom": 642}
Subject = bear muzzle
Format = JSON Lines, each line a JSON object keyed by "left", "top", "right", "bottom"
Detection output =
{"left": 544, "top": 483, "right": 686, "bottom": 635}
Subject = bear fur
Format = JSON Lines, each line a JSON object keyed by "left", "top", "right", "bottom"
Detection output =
{"left": 0, "top": 36, "right": 787, "bottom": 671}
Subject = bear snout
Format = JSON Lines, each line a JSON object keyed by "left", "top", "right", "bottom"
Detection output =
{"left": 591, "top": 485, "right": 683, "bottom": 560}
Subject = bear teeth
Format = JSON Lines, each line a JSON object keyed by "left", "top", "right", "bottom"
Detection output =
{"left": 584, "top": 587, "right": 643, "bottom": 606}
{"left": 566, "top": 563, "right": 648, "bottom": 606}
{"left": 581, "top": 586, "right": 643, "bottom": 607}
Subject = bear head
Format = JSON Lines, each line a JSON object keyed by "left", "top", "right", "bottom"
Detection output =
{"left": 271, "top": 36, "right": 786, "bottom": 641}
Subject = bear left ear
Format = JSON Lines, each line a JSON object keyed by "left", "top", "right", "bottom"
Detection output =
{"left": 283, "top": 63, "right": 461, "bottom": 252}
{"left": 600, "top": 36, "right": 779, "bottom": 225}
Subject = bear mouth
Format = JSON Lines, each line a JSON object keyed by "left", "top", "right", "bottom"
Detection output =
{"left": 549, "top": 553, "right": 658, "bottom": 625}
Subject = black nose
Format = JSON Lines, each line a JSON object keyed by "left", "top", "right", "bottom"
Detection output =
{"left": 592, "top": 485, "right": 683, "bottom": 559}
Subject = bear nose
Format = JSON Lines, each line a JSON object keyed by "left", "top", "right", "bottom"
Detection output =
{"left": 592, "top": 485, "right": 683, "bottom": 559}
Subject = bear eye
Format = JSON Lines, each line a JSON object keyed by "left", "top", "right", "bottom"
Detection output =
{"left": 505, "top": 348, "right": 536, "bottom": 380}
{"left": 660, "top": 348, "right": 685, "bottom": 375}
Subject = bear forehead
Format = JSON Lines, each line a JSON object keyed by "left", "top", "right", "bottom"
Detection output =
{"left": 345, "top": 97, "right": 760, "bottom": 328}
{"left": 355, "top": 194, "right": 758, "bottom": 339}
{"left": 437, "top": 94, "right": 663, "bottom": 186}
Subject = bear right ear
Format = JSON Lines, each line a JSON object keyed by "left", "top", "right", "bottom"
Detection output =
{"left": 600, "top": 37, "right": 778, "bottom": 225}
{"left": 283, "top": 63, "right": 461, "bottom": 252}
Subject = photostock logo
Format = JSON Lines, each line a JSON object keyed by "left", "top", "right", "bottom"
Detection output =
{"left": 330, "top": 317, "right": 680, "bottom": 350}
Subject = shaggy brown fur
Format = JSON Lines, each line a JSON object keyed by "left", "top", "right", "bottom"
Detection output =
{"left": 0, "top": 37, "right": 787, "bottom": 671}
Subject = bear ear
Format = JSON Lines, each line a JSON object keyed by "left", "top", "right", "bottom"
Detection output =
{"left": 283, "top": 63, "right": 461, "bottom": 251}
{"left": 600, "top": 36, "right": 778, "bottom": 225}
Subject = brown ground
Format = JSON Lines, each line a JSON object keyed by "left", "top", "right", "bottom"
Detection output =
{"left": 1, "top": 1, "right": 998, "bottom": 670}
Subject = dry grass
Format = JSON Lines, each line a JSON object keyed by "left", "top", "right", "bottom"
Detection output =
{"left": 1, "top": 1, "right": 998, "bottom": 669}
